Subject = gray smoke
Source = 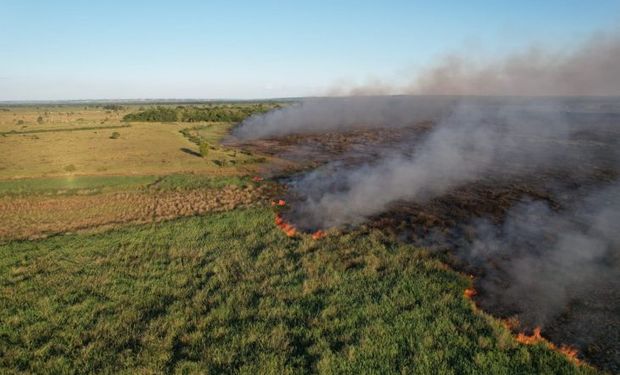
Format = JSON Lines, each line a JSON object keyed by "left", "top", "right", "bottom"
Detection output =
{"left": 281, "top": 99, "right": 618, "bottom": 229}
{"left": 233, "top": 33, "right": 620, "bottom": 140}
{"left": 228, "top": 31, "right": 620, "bottom": 370}
{"left": 232, "top": 95, "right": 456, "bottom": 140}
{"left": 465, "top": 183, "right": 620, "bottom": 373}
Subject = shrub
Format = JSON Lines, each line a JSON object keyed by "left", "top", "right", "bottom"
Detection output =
{"left": 36, "top": 116, "right": 44, "bottom": 124}
{"left": 110, "top": 132, "right": 121, "bottom": 139}
{"left": 199, "top": 142, "right": 210, "bottom": 158}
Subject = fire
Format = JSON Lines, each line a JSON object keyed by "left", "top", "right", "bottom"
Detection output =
{"left": 252, "top": 176, "right": 263, "bottom": 182}
{"left": 516, "top": 327, "right": 543, "bottom": 345}
{"left": 274, "top": 213, "right": 297, "bottom": 237}
{"left": 312, "top": 230, "right": 326, "bottom": 240}
{"left": 558, "top": 345, "right": 581, "bottom": 364}
{"left": 515, "top": 326, "right": 582, "bottom": 365}
{"left": 464, "top": 288, "right": 477, "bottom": 299}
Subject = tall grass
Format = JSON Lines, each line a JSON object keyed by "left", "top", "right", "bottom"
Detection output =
{"left": 0, "top": 208, "right": 595, "bottom": 374}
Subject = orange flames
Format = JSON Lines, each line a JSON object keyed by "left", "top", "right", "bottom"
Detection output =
{"left": 463, "top": 286, "right": 582, "bottom": 366}
{"left": 516, "top": 327, "right": 544, "bottom": 345}
{"left": 312, "top": 230, "right": 327, "bottom": 240}
{"left": 515, "top": 326, "right": 581, "bottom": 365}
{"left": 274, "top": 213, "right": 297, "bottom": 237}
{"left": 273, "top": 212, "right": 327, "bottom": 240}
{"left": 464, "top": 288, "right": 477, "bottom": 299}
{"left": 271, "top": 199, "right": 287, "bottom": 207}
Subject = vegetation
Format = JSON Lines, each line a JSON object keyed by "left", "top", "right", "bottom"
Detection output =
{"left": 199, "top": 141, "right": 210, "bottom": 158}
{"left": 0, "top": 124, "right": 130, "bottom": 136}
{"left": 123, "top": 103, "right": 279, "bottom": 123}
{"left": 0, "top": 175, "right": 158, "bottom": 196}
{"left": 0, "top": 207, "right": 594, "bottom": 374}
{"left": 122, "top": 106, "right": 178, "bottom": 122}
{"left": 109, "top": 131, "right": 121, "bottom": 139}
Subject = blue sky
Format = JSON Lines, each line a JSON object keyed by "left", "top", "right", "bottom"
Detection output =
{"left": 1, "top": 0, "right": 619, "bottom": 100}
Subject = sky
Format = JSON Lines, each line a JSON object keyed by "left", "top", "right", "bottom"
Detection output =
{"left": 1, "top": 0, "right": 619, "bottom": 101}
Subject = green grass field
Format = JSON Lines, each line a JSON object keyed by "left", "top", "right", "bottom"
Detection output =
{"left": 0, "top": 207, "right": 594, "bottom": 374}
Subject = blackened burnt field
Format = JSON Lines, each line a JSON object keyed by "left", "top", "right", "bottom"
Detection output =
{"left": 228, "top": 96, "right": 620, "bottom": 373}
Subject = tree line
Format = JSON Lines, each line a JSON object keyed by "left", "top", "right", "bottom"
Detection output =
{"left": 122, "top": 104, "right": 280, "bottom": 123}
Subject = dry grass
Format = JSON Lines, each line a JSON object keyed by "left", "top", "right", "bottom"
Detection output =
{"left": 0, "top": 184, "right": 269, "bottom": 241}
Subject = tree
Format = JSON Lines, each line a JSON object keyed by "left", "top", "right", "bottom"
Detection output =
{"left": 37, "top": 116, "right": 43, "bottom": 124}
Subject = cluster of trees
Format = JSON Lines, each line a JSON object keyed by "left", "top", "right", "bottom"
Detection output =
{"left": 102, "top": 104, "right": 124, "bottom": 111}
{"left": 122, "top": 106, "right": 178, "bottom": 122}
{"left": 123, "top": 104, "right": 280, "bottom": 123}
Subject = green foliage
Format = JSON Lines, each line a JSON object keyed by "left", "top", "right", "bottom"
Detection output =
{"left": 0, "top": 208, "right": 594, "bottom": 374}
{"left": 109, "top": 131, "right": 121, "bottom": 139}
{"left": 123, "top": 103, "right": 281, "bottom": 123}
{"left": 122, "top": 106, "right": 178, "bottom": 122}
{"left": 180, "top": 104, "right": 274, "bottom": 122}
{"left": 102, "top": 104, "right": 124, "bottom": 111}
{"left": 199, "top": 142, "right": 210, "bottom": 157}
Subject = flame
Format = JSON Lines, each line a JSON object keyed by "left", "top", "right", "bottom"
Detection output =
{"left": 558, "top": 345, "right": 581, "bottom": 364}
{"left": 516, "top": 327, "right": 543, "bottom": 345}
{"left": 515, "top": 326, "right": 582, "bottom": 365}
{"left": 464, "top": 288, "right": 477, "bottom": 299}
{"left": 312, "top": 230, "right": 327, "bottom": 240}
{"left": 274, "top": 213, "right": 297, "bottom": 237}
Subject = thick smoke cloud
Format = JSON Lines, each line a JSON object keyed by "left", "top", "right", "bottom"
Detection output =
{"left": 282, "top": 100, "right": 618, "bottom": 230}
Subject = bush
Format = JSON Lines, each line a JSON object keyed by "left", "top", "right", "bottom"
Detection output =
{"left": 109, "top": 132, "right": 121, "bottom": 139}
{"left": 36, "top": 116, "right": 44, "bottom": 124}
{"left": 199, "top": 142, "right": 210, "bottom": 158}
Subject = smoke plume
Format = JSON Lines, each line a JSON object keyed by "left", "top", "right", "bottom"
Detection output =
{"left": 332, "top": 31, "right": 620, "bottom": 97}
{"left": 229, "top": 30, "right": 620, "bottom": 371}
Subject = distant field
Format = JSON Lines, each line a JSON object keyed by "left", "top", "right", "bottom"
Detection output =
{"left": 0, "top": 104, "right": 274, "bottom": 179}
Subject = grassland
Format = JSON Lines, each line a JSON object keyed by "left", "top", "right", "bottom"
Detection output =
{"left": 0, "top": 207, "right": 595, "bottom": 374}
{"left": 0, "top": 103, "right": 599, "bottom": 374}
{"left": 0, "top": 104, "right": 273, "bottom": 179}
